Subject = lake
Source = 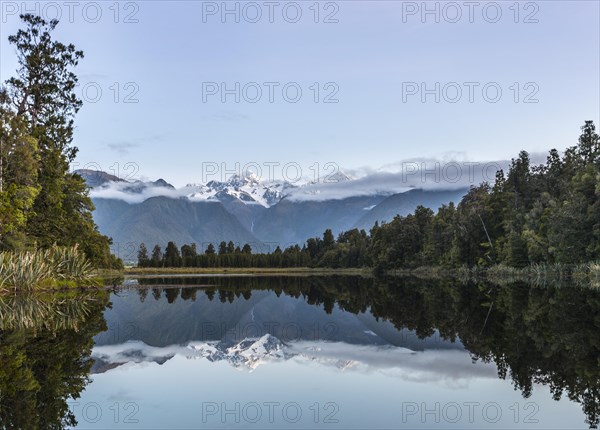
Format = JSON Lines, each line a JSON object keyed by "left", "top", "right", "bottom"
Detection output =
{"left": 0, "top": 275, "right": 598, "bottom": 429}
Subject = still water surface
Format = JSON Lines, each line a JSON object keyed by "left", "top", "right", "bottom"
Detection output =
{"left": 0, "top": 275, "right": 598, "bottom": 429}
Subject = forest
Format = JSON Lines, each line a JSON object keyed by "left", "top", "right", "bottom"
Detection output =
{"left": 140, "top": 120, "right": 600, "bottom": 272}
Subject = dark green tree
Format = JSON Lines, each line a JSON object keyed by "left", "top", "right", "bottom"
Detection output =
{"left": 164, "top": 241, "right": 181, "bottom": 267}
{"left": 227, "top": 240, "right": 235, "bottom": 254}
{"left": 1, "top": 14, "right": 119, "bottom": 267}
{"left": 137, "top": 243, "right": 149, "bottom": 267}
{"left": 151, "top": 245, "right": 162, "bottom": 267}
{"left": 323, "top": 229, "right": 335, "bottom": 249}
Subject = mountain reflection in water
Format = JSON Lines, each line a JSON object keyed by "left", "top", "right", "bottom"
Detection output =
{"left": 0, "top": 276, "right": 598, "bottom": 429}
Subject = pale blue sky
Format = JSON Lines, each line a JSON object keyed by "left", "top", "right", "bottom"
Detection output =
{"left": 1, "top": 1, "right": 599, "bottom": 186}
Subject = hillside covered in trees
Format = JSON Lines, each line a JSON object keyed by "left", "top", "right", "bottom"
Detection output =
{"left": 140, "top": 121, "right": 600, "bottom": 271}
{"left": 0, "top": 15, "right": 120, "bottom": 268}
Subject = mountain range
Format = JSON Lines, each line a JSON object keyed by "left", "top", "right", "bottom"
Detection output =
{"left": 91, "top": 287, "right": 463, "bottom": 373}
{"left": 77, "top": 169, "right": 467, "bottom": 261}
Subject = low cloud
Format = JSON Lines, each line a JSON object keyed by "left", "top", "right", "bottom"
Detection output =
{"left": 89, "top": 153, "right": 551, "bottom": 204}
{"left": 288, "top": 342, "right": 498, "bottom": 383}
{"left": 90, "top": 181, "right": 193, "bottom": 204}
{"left": 92, "top": 339, "right": 498, "bottom": 383}
{"left": 285, "top": 160, "right": 506, "bottom": 202}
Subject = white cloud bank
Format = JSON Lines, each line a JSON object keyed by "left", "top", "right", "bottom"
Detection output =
{"left": 89, "top": 154, "right": 549, "bottom": 204}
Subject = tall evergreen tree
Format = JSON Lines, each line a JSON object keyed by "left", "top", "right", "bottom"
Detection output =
{"left": 227, "top": 241, "right": 235, "bottom": 254}
{"left": 137, "top": 243, "right": 149, "bottom": 267}
{"left": 151, "top": 245, "right": 163, "bottom": 267}
{"left": 164, "top": 241, "right": 181, "bottom": 267}
{"left": 1, "top": 14, "right": 119, "bottom": 267}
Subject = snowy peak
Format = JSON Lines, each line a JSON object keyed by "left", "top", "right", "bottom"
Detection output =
{"left": 92, "top": 335, "right": 291, "bottom": 373}
{"left": 192, "top": 170, "right": 355, "bottom": 207}
{"left": 191, "top": 334, "right": 288, "bottom": 370}
{"left": 225, "top": 172, "right": 261, "bottom": 188}
{"left": 206, "top": 172, "right": 259, "bottom": 191}
{"left": 323, "top": 170, "right": 354, "bottom": 183}
{"left": 187, "top": 173, "right": 298, "bottom": 208}
{"left": 91, "top": 336, "right": 419, "bottom": 375}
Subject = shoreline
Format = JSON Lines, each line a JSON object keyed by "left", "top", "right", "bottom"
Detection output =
{"left": 118, "top": 267, "right": 372, "bottom": 276}
{"left": 3, "top": 262, "right": 595, "bottom": 295}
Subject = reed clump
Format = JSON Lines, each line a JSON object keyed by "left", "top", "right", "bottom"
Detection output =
{"left": 0, "top": 245, "right": 97, "bottom": 293}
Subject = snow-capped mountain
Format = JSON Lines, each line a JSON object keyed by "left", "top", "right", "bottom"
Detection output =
{"left": 192, "top": 334, "right": 289, "bottom": 369}
{"left": 183, "top": 169, "right": 358, "bottom": 207}
{"left": 91, "top": 334, "right": 418, "bottom": 374}
{"left": 186, "top": 173, "right": 298, "bottom": 208}
{"left": 81, "top": 168, "right": 361, "bottom": 208}
{"left": 80, "top": 169, "right": 468, "bottom": 251}
{"left": 92, "top": 334, "right": 291, "bottom": 373}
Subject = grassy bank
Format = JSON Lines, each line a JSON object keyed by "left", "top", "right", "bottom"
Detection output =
{"left": 101, "top": 262, "right": 600, "bottom": 288}
{"left": 0, "top": 246, "right": 99, "bottom": 293}
{"left": 120, "top": 267, "right": 372, "bottom": 276}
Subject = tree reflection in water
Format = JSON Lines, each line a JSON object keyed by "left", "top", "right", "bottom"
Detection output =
{"left": 136, "top": 276, "right": 600, "bottom": 429}
{"left": 0, "top": 291, "right": 109, "bottom": 429}
{"left": 0, "top": 277, "right": 598, "bottom": 429}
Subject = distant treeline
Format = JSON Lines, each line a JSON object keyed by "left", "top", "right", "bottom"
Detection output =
{"left": 138, "top": 121, "right": 600, "bottom": 271}
{"left": 137, "top": 240, "right": 314, "bottom": 268}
